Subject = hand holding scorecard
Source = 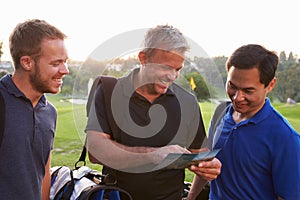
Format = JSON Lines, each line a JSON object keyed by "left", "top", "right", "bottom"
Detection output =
{"left": 161, "top": 149, "right": 221, "bottom": 169}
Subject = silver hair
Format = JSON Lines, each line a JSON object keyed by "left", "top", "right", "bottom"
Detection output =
{"left": 141, "top": 25, "right": 190, "bottom": 56}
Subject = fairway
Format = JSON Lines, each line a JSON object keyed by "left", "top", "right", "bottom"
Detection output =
{"left": 48, "top": 95, "right": 300, "bottom": 182}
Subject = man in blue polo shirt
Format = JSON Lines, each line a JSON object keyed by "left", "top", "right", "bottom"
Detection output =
{"left": 188, "top": 44, "right": 300, "bottom": 199}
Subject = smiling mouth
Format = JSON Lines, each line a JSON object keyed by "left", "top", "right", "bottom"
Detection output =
{"left": 160, "top": 80, "right": 168, "bottom": 85}
{"left": 158, "top": 78, "right": 171, "bottom": 86}
{"left": 54, "top": 78, "right": 63, "bottom": 83}
{"left": 234, "top": 102, "right": 246, "bottom": 108}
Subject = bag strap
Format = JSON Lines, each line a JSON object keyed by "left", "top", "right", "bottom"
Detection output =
{"left": 86, "top": 75, "right": 118, "bottom": 118}
{"left": 75, "top": 145, "right": 87, "bottom": 168}
{"left": 0, "top": 91, "right": 5, "bottom": 148}
{"left": 202, "top": 101, "right": 231, "bottom": 149}
{"left": 60, "top": 174, "right": 75, "bottom": 200}
{"left": 86, "top": 76, "right": 101, "bottom": 117}
{"left": 78, "top": 184, "right": 133, "bottom": 200}
{"left": 76, "top": 76, "right": 118, "bottom": 168}
{"left": 53, "top": 167, "right": 75, "bottom": 200}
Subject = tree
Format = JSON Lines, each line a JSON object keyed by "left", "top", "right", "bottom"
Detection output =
{"left": 287, "top": 52, "right": 296, "bottom": 64}
{"left": 278, "top": 51, "right": 287, "bottom": 71}
{"left": 279, "top": 51, "right": 287, "bottom": 62}
{"left": 270, "top": 63, "right": 300, "bottom": 102}
{"left": 184, "top": 72, "right": 216, "bottom": 101}
{"left": 212, "top": 56, "right": 228, "bottom": 85}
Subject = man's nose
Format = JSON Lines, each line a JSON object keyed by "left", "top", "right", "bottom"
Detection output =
{"left": 59, "top": 63, "right": 69, "bottom": 75}
{"left": 166, "top": 70, "right": 178, "bottom": 81}
{"left": 233, "top": 90, "right": 245, "bottom": 101}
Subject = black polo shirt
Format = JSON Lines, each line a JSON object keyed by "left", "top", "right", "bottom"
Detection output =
{"left": 87, "top": 68, "right": 206, "bottom": 199}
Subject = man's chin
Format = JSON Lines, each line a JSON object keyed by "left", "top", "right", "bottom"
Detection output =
{"left": 233, "top": 105, "right": 248, "bottom": 114}
{"left": 157, "top": 88, "right": 168, "bottom": 95}
{"left": 46, "top": 88, "right": 61, "bottom": 94}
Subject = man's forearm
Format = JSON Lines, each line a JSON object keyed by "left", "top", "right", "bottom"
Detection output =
{"left": 187, "top": 175, "right": 208, "bottom": 200}
{"left": 42, "top": 153, "right": 51, "bottom": 200}
{"left": 87, "top": 131, "right": 162, "bottom": 171}
{"left": 86, "top": 130, "right": 189, "bottom": 172}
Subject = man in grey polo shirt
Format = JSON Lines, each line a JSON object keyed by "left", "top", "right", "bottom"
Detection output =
{"left": 86, "top": 25, "right": 221, "bottom": 200}
{"left": 0, "top": 19, "right": 69, "bottom": 200}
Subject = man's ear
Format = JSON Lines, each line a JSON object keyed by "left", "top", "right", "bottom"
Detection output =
{"left": 267, "top": 77, "right": 276, "bottom": 93}
{"left": 138, "top": 51, "right": 147, "bottom": 65}
{"left": 20, "top": 56, "right": 34, "bottom": 71}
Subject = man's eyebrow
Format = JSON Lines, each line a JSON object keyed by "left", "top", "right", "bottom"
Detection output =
{"left": 50, "top": 58, "right": 68, "bottom": 63}
{"left": 229, "top": 81, "right": 255, "bottom": 90}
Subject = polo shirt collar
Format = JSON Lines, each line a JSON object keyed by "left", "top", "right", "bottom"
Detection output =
{"left": 248, "top": 98, "right": 272, "bottom": 124}
{"left": 224, "top": 98, "right": 272, "bottom": 126}
{"left": 1, "top": 74, "right": 47, "bottom": 106}
{"left": 1, "top": 74, "right": 24, "bottom": 98}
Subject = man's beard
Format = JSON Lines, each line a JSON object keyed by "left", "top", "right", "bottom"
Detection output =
{"left": 29, "top": 63, "right": 49, "bottom": 93}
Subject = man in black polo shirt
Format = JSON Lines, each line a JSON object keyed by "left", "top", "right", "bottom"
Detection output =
{"left": 85, "top": 25, "right": 221, "bottom": 200}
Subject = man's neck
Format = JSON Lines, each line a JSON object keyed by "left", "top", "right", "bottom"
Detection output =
{"left": 134, "top": 70, "right": 160, "bottom": 103}
{"left": 12, "top": 73, "right": 42, "bottom": 107}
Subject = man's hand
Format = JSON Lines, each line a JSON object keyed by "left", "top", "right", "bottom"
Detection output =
{"left": 188, "top": 157, "right": 222, "bottom": 181}
{"left": 149, "top": 145, "right": 191, "bottom": 164}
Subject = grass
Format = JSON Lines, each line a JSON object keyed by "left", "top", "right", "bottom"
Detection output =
{"left": 47, "top": 94, "right": 102, "bottom": 171}
{"left": 272, "top": 102, "right": 300, "bottom": 131}
{"left": 48, "top": 95, "right": 300, "bottom": 182}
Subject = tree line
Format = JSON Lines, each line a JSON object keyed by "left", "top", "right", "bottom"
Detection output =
{"left": 193, "top": 51, "right": 300, "bottom": 102}
{"left": 1, "top": 49, "right": 299, "bottom": 103}
{"left": 59, "top": 51, "right": 300, "bottom": 103}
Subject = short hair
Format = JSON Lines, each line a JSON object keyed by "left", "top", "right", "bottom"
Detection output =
{"left": 141, "top": 25, "right": 189, "bottom": 57}
{"left": 9, "top": 19, "right": 67, "bottom": 69}
{"left": 226, "top": 44, "right": 279, "bottom": 87}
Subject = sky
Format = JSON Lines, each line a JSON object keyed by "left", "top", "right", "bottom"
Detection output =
{"left": 1, "top": 0, "right": 299, "bottom": 61}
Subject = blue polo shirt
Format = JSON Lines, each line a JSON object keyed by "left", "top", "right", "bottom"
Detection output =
{"left": 0, "top": 75, "right": 56, "bottom": 200}
{"left": 210, "top": 98, "right": 300, "bottom": 199}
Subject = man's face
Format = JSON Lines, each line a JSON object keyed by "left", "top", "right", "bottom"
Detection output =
{"left": 226, "top": 66, "right": 275, "bottom": 118}
{"left": 143, "top": 49, "right": 184, "bottom": 95}
{"left": 30, "top": 39, "right": 69, "bottom": 94}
